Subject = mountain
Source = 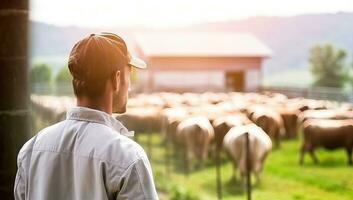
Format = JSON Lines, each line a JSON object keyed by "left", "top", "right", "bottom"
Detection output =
{"left": 31, "top": 12, "right": 353, "bottom": 82}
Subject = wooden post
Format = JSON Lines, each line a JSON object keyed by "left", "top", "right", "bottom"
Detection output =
{"left": 165, "top": 132, "right": 171, "bottom": 177}
{"left": 245, "top": 132, "right": 252, "bottom": 200}
{"left": 215, "top": 146, "right": 222, "bottom": 200}
{"left": 0, "top": 1, "right": 29, "bottom": 199}
{"left": 183, "top": 147, "right": 189, "bottom": 176}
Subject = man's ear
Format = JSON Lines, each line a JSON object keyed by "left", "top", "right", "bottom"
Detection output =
{"left": 112, "top": 70, "right": 120, "bottom": 91}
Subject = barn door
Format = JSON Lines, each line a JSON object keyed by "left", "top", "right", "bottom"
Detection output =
{"left": 226, "top": 71, "right": 245, "bottom": 91}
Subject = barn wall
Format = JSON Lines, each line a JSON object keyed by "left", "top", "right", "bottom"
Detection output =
{"left": 134, "top": 70, "right": 225, "bottom": 92}
{"left": 134, "top": 56, "right": 264, "bottom": 92}
{"left": 244, "top": 69, "right": 260, "bottom": 91}
{"left": 147, "top": 57, "right": 262, "bottom": 71}
{"left": 154, "top": 70, "right": 224, "bottom": 88}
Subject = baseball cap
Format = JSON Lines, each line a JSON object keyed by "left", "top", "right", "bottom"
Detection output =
{"left": 68, "top": 32, "right": 146, "bottom": 85}
{"left": 98, "top": 32, "right": 147, "bottom": 69}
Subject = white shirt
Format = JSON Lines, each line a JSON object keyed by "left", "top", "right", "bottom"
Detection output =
{"left": 14, "top": 107, "right": 159, "bottom": 200}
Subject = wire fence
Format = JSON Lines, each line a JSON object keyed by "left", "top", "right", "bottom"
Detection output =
{"left": 30, "top": 83, "right": 74, "bottom": 96}
{"left": 31, "top": 83, "right": 353, "bottom": 104}
{"left": 260, "top": 86, "right": 353, "bottom": 103}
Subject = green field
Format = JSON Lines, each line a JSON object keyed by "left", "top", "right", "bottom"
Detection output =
{"left": 137, "top": 133, "right": 353, "bottom": 200}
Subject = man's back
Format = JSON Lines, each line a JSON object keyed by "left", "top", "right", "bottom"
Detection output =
{"left": 14, "top": 107, "right": 158, "bottom": 200}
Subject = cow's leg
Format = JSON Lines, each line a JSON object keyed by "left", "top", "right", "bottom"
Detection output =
{"left": 309, "top": 149, "right": 319, "bottom": 164}
{"left": 346, "top": 147, "right": 352, "bottom": 165}
{"left": 194, "top": 147, "right": 202, "bottom": 170}
{"left": 299, "top": 144, "right": 306, "bottom": 165}
{"left": 198, "top": 138, "right": 208, "bottom": 169}
{"left": 254, "top": 161, "right": 263, "bottom": 185}
{"left": 188, "top": 147, "right": 194, "bottom": 173}
{"left": 199, "top": 148, "right": 206, "bottom": 169}
{"left": 232, "top": 162, "right": 238, "bottom": 181}
{"left": 275, "top": 126, "right": 281, "bottom": 149}
{"left": 240, "top": 170, "right": 246, "bottom": 189}
{"left": 270, "top": 123, "right": 280, "bottom": 149}
{"left": 171, "top": 138, "right": 177, "bottom": 157}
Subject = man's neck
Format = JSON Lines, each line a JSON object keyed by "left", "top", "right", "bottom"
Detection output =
{"left": 76, "top": 95, "right": 112, "bottom": 115}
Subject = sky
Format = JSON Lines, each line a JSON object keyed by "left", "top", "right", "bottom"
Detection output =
{"left": 30, "top": 0, "right": 353, "bottom": 28}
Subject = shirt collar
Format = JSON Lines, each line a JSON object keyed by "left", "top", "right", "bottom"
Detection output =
{"left": 66, "top": 106, "right": 134, "bottom": 137}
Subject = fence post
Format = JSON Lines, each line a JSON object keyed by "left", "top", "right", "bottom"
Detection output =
{"left": 165, "top": 134, "right": 171, "bottom": 177}
{"left": 245, "top": 132, "right": 252, "bottom": 200}
{"left": 215, "top": 145, "right": 222, "bottom": 200}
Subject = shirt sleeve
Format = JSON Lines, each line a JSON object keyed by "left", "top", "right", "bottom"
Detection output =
{"left": 116, "top": 157, "right": 159, "bottom": 200}
{"left": 14, "top": 158, "right": 26, "bottom": 200}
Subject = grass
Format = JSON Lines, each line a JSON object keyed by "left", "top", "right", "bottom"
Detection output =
{"left": 137, "top": 133, "right": 353, "bottom": 200}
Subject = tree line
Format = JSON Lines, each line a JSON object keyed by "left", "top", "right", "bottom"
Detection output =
{"left": 29, "top": 63, "right": 138, "bottom": 85}
{"left": 29, "top": 64, "right": 71, "bottom": 84}
{"left": 309, "top": 44, "right": 353, "bottom": 89}
{"left": 30, "top": 45, "right": 353, "bottom": 90}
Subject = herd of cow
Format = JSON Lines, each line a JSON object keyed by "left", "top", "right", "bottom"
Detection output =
{"left": 31, "top": 91, "right": 353, "bottom": 184}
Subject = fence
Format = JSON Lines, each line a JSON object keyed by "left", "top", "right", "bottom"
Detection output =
{"left": 30, "top": 83, "right": 74, "bottom": 96}
{"left": 260, "top": 86, "right": 353, "bottom": 103}
{"left": 31, "top": 83, "right": 353, "bottom": 104}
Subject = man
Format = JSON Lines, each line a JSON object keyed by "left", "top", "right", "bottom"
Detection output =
{"left": 14, "top": 33, "right": 159, "bottom": 200}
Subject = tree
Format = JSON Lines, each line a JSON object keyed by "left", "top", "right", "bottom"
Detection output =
{"left": 55, "top": 66, "right": 71, "bottom": 83}
{"left": 349, "top": 61, "right": 353, "bottom": 88}
{"left": 309, "top": 44, "right": 347, "bottom": 88}
{"left": 29, "top": 63, "right": 52, "bottom": 84}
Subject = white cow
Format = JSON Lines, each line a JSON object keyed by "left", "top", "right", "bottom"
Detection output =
{"left": 176, "top": 116, "right": 215, "bottom": 172}
{"left": 223, "top": 123, "right": 272, "bottom": 184}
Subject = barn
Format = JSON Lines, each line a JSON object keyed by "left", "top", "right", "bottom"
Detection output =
{"left": 133, "top": 32, "right": 272, "bottom": 93}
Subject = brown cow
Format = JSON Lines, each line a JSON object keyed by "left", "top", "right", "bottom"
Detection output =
{"left": 247, "top": 105, "right": 284, "bottom": 147}
{"left": 274, "top": 106, "right": 300, "bottom": 139}
{"left": 212, "top": 113, "right": 251, "bottom": 148}
{"left": 300, "top": 119, "right": 353, "bottom": 165}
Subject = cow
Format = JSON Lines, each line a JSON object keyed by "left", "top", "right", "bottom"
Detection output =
{"left": 31, "top": 95, "right": 74, "bottom": 123}
{"left": 299, "top": 119, "right": 353, "bottom": 165}
{"left": 223, "top": 123, "right": 272, "bottom": 184}
{"left": 176, "top": 116, "right": 215, "bottom": 173}
{"left": 247, "top": 105, "right": 284, "bottom": 147}
{"left": 160, "top": 106, "right": 190, "bottom": 155}
{"left": 274, "top": 106, "right": 300, "bottom": 139}
{"left": 116, "top": 106, "right": 162, "bottom": 134}
{"left": 299, "top": 109, "right": 353, "bottom": 123}
{"left": 212, "top": 113, "right": 252, "bottom": 149}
